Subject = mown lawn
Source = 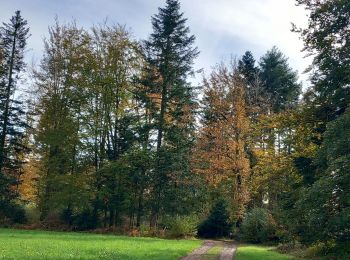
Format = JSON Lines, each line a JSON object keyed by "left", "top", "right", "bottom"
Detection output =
{"left": 0, "top": 228, "right": 201, "bottom": 259}
{"left": 235, "top": 245, "right": 294, "bottom": 260}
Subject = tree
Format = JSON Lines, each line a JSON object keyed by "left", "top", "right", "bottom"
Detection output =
{"left": 294, "top": 0, "right": 350, "bottom": 132}
{"left": 195, "top": 63, "right": 250, "bottom": 222}
{"left": 143, "top": 0, "right": 199, "bottom": 227}
{"left": 292, "top": 0, "right": 350, "bottom": 251}
{"left": 197, "top": 199, "right": 232, "bottom": 238}
{"left": 259, "top": 46, "right": 301, "bottom": 112}
{"left": 238, "top": 51, "right": 268, "bottom": 128}
{"left": 86, "top": 24, "right": 143, "bottom": 227}
{"left": 34, "top": 21, "right": 92, "bottom": 219}
{"left": 0, "top": 10, "right": 30, "bottom": 221}
{"left": 298, "top": 108, "right": 350, "bottom": 245}
{"left": 241, "top": 207, "right": 276, "bottom": 243}
{"left": 238, "top": 51, "right": 259, "bottom": 88}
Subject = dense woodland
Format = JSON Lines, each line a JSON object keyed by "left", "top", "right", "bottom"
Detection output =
{"left": 1, "top": 0, "right": 349, "bottom": 257}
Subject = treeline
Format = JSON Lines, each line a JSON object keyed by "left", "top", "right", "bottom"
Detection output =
{"left": 1, "top": 0, "right": 349, "bottom": 257}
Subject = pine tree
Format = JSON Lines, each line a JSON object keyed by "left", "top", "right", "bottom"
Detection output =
{"left": 143, "top": 0, "right": 199, "bottom": 227}
{"left": 0, "top": 10, "right": 30, "bottom": 220}
{"left": 259, "top": 46, "right": 301, "bottom": 112}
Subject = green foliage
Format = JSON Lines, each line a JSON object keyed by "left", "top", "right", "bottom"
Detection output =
{"left": 143, "top": 0, "right": 199, "bottom": 225}
{"left": 259, "top": 46, "right": 301, "bottom": 112}
{"left": 297, "top": 108, "right": 350, "bottom": 244}
{"left": 0, "top": 201, "right": 26, "bottom": 225}
{"left": 0, "top": 10, "right": 30, "bottom": 223}
{"left": 295, "top": 0, "right": 350, "bottom": 123}
{"left": 24, "top": 204, "right": 40, "bottom": 224}
{"left": 303, "top": 240, "right": 349, "bottom": 259}
{"left": 238, "top": 51, "right": 259, "bottom": 88}
{"left": 241, "top": 208, "right": 276, "bottom": 243}
{"left": 197, "top": 199, "right": 232, "bottom": 238}
{"left": 163, "top": 215, "right": 199, "bottom": 238}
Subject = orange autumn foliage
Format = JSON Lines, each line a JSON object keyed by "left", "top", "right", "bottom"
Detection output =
{"left": 194, "top": 64, "right": 251, "bottom": 220}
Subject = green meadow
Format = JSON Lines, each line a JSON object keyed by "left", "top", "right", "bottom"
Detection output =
{"left": 0, "top": 228, "right": 200, "bottom": 260}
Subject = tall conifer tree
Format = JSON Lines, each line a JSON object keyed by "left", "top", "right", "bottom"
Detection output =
{"left": 0, "top": 11, "right": 30, "bottom": 218}
{"left": 143, "top": 0, "right": 199, "bottom": 226}
{"left": 259, "top": 47, "right": 301, "bottom": 112}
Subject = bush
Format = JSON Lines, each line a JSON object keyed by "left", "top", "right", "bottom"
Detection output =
{"left": 60, "top": 207, "right": 74, "bottom": 226}
{"left": 241, "top": 207, "right": 276, "bottom": 243}
{"left": 277, "top": 241, "right": 304, "bottom": 254}
{"left": 304, "top": 240, "right": 350, "bottom": 259}
{"left": 164, "top": 215, "right": 199, "bottom": 238}
{"left": 0, "top": 201, "right": 27, "bottom": 225}
{"left": 60, "top": 208, "right": 97, "bottom": 230}
{"left": 197, "top": 199, "right": 232, "bottom": 238}
{"left": 140, "top": 224, "right": 150, "bottom": 236}
{"left": 41, "top": 211, "right": 65, "bottom": 229}
{"left": 24, "top": 203, "right": 40, "bottom": 224}
{"left": 73, "top": 209, "right": 97, "bottom": 230}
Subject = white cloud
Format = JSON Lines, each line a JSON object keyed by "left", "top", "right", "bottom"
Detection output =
{"left": 180, "top": 0, "right": 311, "bottom": 84}
{"left": 0, "top": 0, "right": 312, "bottom": 86}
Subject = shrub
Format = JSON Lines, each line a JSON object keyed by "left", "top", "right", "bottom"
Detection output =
{"left": 59, "top": 207, "right": 97, "bottom": 230}
{"left": 60, "top": 207, "right": 74, "bottom": 226}
{"left": 304, "top": 240, "right": 350, "bottom": 259}
{"left": 197, "top": 199, "right": 232, "bottom": 238}
{"left": 24, "top": 203, "right": 40, "bottom": 224}
{"left": 164, "top": 215, "right": 199, "bottom": 238}
{"left": 241, "top": 207, "right": 276, "bottom": 243}
{"left": 140, "top": 224, "right": 150, "bottom": 236}
{"left": 277, "top": 241, "right": 304, "bottom": 254}
{"left": 73, "top": 209, "right": 98, "bottom": 230}
{"left": 0, "top": 201, "right": 27, "bottom": 225}
{"left": 41, "top": 211, "right": 64, "bottom": 229}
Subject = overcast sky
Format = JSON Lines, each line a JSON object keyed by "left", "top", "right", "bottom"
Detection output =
{"left": 1, "top": 0, "right": 311, "bottom": 86}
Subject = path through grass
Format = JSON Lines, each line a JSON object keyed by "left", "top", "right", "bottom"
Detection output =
{"left": 0, "top": 228, "right": 201, "bottom": 259}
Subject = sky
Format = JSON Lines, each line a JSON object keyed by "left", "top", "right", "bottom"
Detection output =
{"left": 1, "top": 0, "right": 311, "bottom": 86}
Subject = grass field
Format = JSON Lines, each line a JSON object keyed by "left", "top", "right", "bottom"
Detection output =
{"left": 0, "top": 228, "right": 201, "bottom": 259}
{"left": 235, "top": 245, "right": 293, "bottom": 260}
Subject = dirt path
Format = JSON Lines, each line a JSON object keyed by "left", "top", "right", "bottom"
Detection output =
{"left": 181, "top": 240, "right": 236, "bottom": 260}
{"left": 181, "top": 241, "right": 215, "bottom": 260}
{"left": 219, "top": 242, "right": 237, "bottom": 260}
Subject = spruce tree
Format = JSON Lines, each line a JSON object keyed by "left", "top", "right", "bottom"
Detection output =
{"left": 238, "top": 51, "right": 259, "bottom": 87}
{"left": 198, "top": 199, "right": 232, "bottom": 238}
{"left": 0, "top": 10, "right": 30, "bottom": 220}
{"left": 259, "top": 46, "right": 301, "bottom": 112}
{"left": 143, "top": 0, "right": 199, "bottom": 226}
{"left": 238, "top": 51, "right": 267, "bottom": 120}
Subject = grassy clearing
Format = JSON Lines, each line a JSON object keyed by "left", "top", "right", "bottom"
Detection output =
{"left": 0, "top": 228, "right": 201, "bottom": 259}
{"left": 235, "top": 245, "right": 293, "bottom": 260}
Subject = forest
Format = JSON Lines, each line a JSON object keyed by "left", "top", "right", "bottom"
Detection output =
{"left": 0, "top": 0, "right": 349, "bottom": 259}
